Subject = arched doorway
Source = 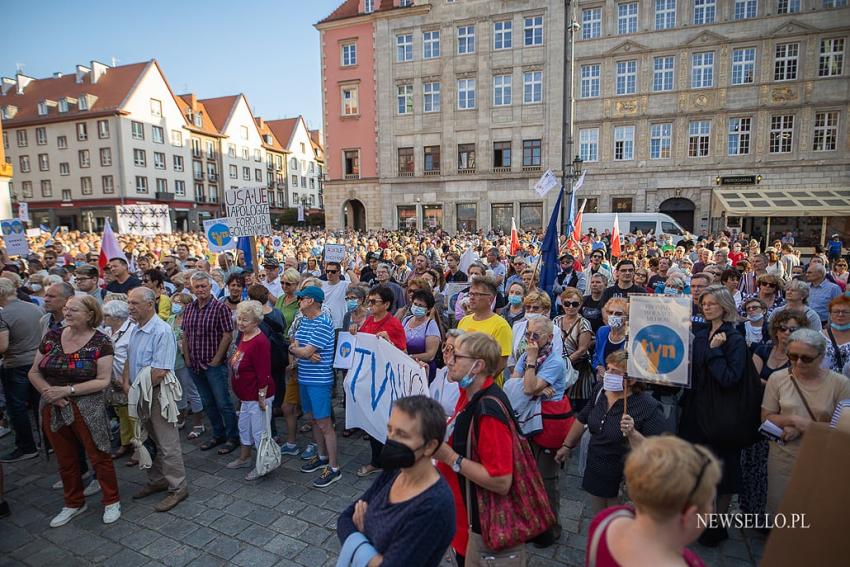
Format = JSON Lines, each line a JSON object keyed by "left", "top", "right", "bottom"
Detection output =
{"left": 659, "top": 197, "right": 696, "bottom": 232}
{"left": 342, "top": 199, "right": 366, "bottom": 231}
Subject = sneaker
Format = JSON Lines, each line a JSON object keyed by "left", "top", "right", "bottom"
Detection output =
{"left": 226, "top": 458, "right": 252, "bottom": 469}
{"left": 280, "top": 443, "right": 300, "bottom": 456}
{"left": 49, "top": 504, "right": 88, "bottom": 528}
{"left": 102, "top": 502, "right": 121, "bottom": 524}
{"left": 53, "top": 470, "right": 93, "bottom": 490}
{"left": 0, "top": 448, "right": 39, "bottom": 463}
{"left": 300, "top": 455, "right": 329, "bottom": 473}
{"left": 312, "top": 467, "right": 342, "bottom": 488}
{"left": 83, "top": 478, "right": 101, "bottom": 497}
{"left": 300, "top": 443, "right": 318, "bottom": 461}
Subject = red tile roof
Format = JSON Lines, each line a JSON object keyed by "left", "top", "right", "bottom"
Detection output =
{"left": 265, "top": 117, "right": 300, "bottom": 150}
{"left": 196, "top": 94, "right": 240, "bottom": 132}
{"left": 255, "top": 117, "right": 286, "bottom": 152}
{"left": 317, "top": 0, "right": 406, "bottom": 25}
{"left": 176, "top": 94, "right": 224, "bottom": 137}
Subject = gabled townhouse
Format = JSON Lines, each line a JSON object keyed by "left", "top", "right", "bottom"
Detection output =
{"left": 266, "top": 116, "right": 323, "bottom": 210}
{"left": 255, "top": 116, "right": 289, "bottom": 217}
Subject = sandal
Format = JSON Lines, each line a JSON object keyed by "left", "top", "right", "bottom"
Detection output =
{"left": 217, "top": 441, "right": 239, "bottom": 455}
{"left": 356, "top": 465, "right": 381, "bottom": 478}
{"left": 111, "top": 445, "right": 131, "bottom": 459}
{"left": 299, "top": 423, "right": 313, "bottom": 433}
{"left": 187, "top": 426, "right": 205, "bottom": 440}
{"left": 200, "top": 437, "right": 225, "bottom": 451}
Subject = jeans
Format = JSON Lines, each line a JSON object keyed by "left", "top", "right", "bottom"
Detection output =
{"left": 0, "top": 365, "right": 40, "bottom": 453}
{"left": 189, "top": 364, "right": 238, "bottom": 441}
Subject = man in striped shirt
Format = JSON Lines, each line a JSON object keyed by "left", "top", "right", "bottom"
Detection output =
{"left": 289, "top": 286, "right": 341, "bottom": 488}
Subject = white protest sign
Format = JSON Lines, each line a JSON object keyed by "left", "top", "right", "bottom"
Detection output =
{"left": 297, "top": 204, "right": 305, "bottom": 222}
{"left": 271, "top": 235, "right": 284, "bottom": 252}
{"left": 1, "top": 219, "right": 29, "bottom": 257}
{"left": 344, "top": 333, "right": 429, "bottom": 442}
{"left": 534, "top": 169, "right": 559, "bottom": 197}
{"left": 115, "top": 204, "right": 172, "bottom": 235}
{"left": 203, "top": 219, "right": 236, "bottom": 252}
{"left": 627, "top": 294, "right": 691, "bottom": 387}
{"left": 458, "top": 247, "right": 479, "bottom": 274}
{"left": 17, "top": 203, "right": 29, "bottom": 223}
{"left": 324, "top": 243, "right": 346, "bottom": 264}
{"left": 334, "top": 332, "right": 357, "bottom": 369}
{"left": 224, "top": 187, "right": 271, "bottom": 237}
{"left": 442, "top": 282, "right": 467, "bottom": 299}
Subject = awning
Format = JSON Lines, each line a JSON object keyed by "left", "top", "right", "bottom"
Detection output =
{"left": 713, "top": 188, "right": 850, "bottom": 217}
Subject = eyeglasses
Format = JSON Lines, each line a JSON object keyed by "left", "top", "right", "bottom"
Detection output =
{"left": 831, "top": 310, "right": 850, "bottom": 316}
{"left": 788, "top": 353, "right": 819, "bottom": 364}
{"left": 563, "top": 301, "right": 581, "bottom": 308}
{"left": 683, "top": 446, "right": 711, "bottom": 512}
{"left": 759, "top": 282, "right": 777, "bottom": 288}
{"left": 367, "top": 299, "right": 385, "bottom": 305}
{"left": 451, "top": 352, "right": 477, "bottom": 361}
{"left": 326, "top": 270, "right": 339, "bottom": 275}
{"left": 778, "top": 325, "right": 799, "bottom": 334}
{"left": 524, "top": 331, "right": 543, "bottom": 341}
{"left": 468, "top": 292, "right": 493, "bottom": 298}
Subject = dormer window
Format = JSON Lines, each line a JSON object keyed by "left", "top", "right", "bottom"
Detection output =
{"left": 194, "top": 113, "right": 203, "bottom": 128}
{"left": 1, "top": 107, "right": 8, "bottom": 120}
{"left": 78, "top": 96, "right": 89, "bottom": 111}
{"left": 59, "top": 99, "right": 69, "bottom": 113}
{"left": 364, "top": 0, "right": 373, "bottom": 13}
{"left": 38, "top": 102, "right": 48, "bottom": 115}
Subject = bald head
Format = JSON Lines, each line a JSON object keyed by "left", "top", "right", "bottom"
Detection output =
{"left": 127, "top": 286, "right": 156, "bottom": 324}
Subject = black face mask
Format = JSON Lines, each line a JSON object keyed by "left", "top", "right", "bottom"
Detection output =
{"left": 378, "top": 439, "right": 426, "bottom": 470}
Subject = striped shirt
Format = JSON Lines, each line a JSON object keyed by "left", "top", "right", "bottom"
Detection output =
{"left": 294, "top": 312, "right": 335, "bottom": 386}
{"left": 182, "top": 297, "right": 234, "bottom": 371}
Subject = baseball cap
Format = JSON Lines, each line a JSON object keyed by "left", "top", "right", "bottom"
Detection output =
{"left": 262, "top": 257, "right": 279, "bottom": 267}
{"left": 296, "top": 286, "right": 324, "bottom": 302}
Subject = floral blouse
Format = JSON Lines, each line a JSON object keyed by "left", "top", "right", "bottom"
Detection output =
{"left": 38, "top": 328, "right": 114, "bottom": 386}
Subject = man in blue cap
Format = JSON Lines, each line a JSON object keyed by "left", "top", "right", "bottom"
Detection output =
{"left": 288, "top": 286, "right": 341, "bottom": 488}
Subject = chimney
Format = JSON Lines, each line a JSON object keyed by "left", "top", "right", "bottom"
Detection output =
{"left": 15, "top": 73, "right": 34, "bottom": 95}
{"left": 257, "top": 117, "right": 265, "bottom": 129}
{"left": 91, "top": 61, "right": 109, "bottom": 84}
{"left": 75, "top": 65, "right": 91, "bottom": 84}
{"left": 189, "top": 93, "right": 197, "bottom": 111}
{"left": 1, "top": 77, "right": 15, "bottom": 96}
{"left": 53, "top": 72, "right": 63, "bottom": 78}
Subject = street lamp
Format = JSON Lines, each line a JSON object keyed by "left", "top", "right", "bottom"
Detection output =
{"left": 560, "top": 4, "right": 582, "bottom": 236}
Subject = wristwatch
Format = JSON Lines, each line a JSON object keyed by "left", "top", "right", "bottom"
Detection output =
{"left": 69, "top": 385, "right": 76, "bottom": 396}
{"left": 526, "top": 364, "right": 537, "bottom": 369}
{"left": 451, "top": 454, "right": 464, "bottom": 473}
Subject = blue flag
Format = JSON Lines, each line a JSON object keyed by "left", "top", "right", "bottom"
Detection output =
{"left": 238, "top": 237, "right": 253, "bottom": 272}
{"left": 539, "top": 187, "right": 564, "bottom": 301}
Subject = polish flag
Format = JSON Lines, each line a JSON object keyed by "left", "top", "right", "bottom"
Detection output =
{"left": 98, "top": 219, "right": 124, "bottom": 274}
{"left": 571, "top": 199, "right": 586, "bottom": 243}
{"left": 611, "top": 214, "right": 622, "bottom": 259}
{"left": 510, "top": 217, "right": 520, "bottom": 256}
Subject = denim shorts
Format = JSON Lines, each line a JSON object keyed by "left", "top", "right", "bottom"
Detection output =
{"left": 299, "top": 383, "right": 333, "bottom": 420}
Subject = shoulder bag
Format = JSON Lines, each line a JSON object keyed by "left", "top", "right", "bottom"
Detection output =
{"left": 255, "top": 406, "right": 281, "bottom": 477}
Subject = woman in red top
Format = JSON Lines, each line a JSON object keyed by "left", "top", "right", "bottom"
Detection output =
{"left": 226, "top": 300, "right": 275, "bottom": 481}
{"left": 350, "top": 286, "right": 407, "bottom": 477}
{"left": 585, "top": 436, "right": 721, "bottom": 567}
{"left": 434, "top": 332, "right": 518, "bottom": 567}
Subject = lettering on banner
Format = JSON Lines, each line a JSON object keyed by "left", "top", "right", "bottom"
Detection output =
{"left": 224, "top": 187, "right": 271, "bottom": 237}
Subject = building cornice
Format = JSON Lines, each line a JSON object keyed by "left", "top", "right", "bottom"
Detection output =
{"left": 315, "top": 5, "right": 430, "bottom": 32}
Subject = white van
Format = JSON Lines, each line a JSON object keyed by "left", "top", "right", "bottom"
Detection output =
{"left": 581, "top": 213, "right": 687, "bottom": 244}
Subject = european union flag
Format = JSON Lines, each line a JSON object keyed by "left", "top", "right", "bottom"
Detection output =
{"left": 539, "top": 187, "right": 564, "bottom": 302}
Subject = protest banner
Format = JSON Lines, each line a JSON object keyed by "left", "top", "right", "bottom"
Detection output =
{"left": 224, "top": 186, "right": 271, "bottom": 238}
{"left": 442, "top": 282, "right": 467, "bottom": 299}
{"left": 115, "top": 204, "right": 172, "bottom": 235}
{"left": 334, "top": 332, "right": 357, "bottom": 369}
{"left": 343, "top": 333, "right": 429, "bottom": 442}
{"left": 203, "top": 219, "right": 236, "bottom": 252}
{"left": 17, "top": 202, "right": 29, "bottom": 223}
{"left": 627, "top": 294, "right": 691, "bottom": 387}
{"left": 271, "top": 235, "right": 284, "bottom": 252}
{"left": 324, "top": 243, "right": 346, "bottom": 264}
{"left": 1, "top": 219, "right": 29, "bottom": 256}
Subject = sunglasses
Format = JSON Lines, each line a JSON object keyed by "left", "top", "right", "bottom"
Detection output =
{"left": 524, "top": 331, "right": 543, "bottom": 341}
{"left": 759, "top": 282, "right": 777, "bottom": 288}
{"left": 788, "top": 353, "right": 818, "bottom": 364}
{"left": 563, "top": 301, "right": 581, "bottom": 308}
{"left": 326, "top": 270, "right": 339, "bottom": 274}
{"left": 778, "top": 325, "right": 799, "bottom": 333}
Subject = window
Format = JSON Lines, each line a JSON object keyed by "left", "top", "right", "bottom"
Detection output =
{"left": 396, "top": 34, "right": 413, "bottom": 62}
{"left": 616, "top": 60, "right": 637, "bottom": 95}
{"left": 79, "top": 149, "right": 90, "bottom": 168}
{"left": 423, "top": 204, "right": 443, "bottom": 228}
{"left": 155, "top": 178, "right": 167, "bottom": 194}
{"left": 22, "top": 181, "right": 33, "bottom": 198}
{"left": 458, "top": 144, "right": 476, "bottom": 170}
{"left": 242, "top": 146, "right": 250, "bottom": 161}
{"left": 19, "top": 156, "right": 30, "bottom": 173}
{"left": 41, "top": 180, "right": 53, "bottom": 198}
{"left": 813, "top": 111, "right": 839, "bottom": 151}
{"left": 59, "top": 162, "right": 70, "bottom": 175}
{"left": 100, "top": 147, "right": 112, "bottom": 166}
{"left": 154, "top": 152, "right": 166, "bottom": 169}
{"left": 523, "top": 71, "right": 542, "bottom": 103}
{"left": 524, "top": 16, "right": 543, "bottom": 46}
{"left": 61, "top": 189, "right": 71, "bottom": 202}
{"left": 76, "top": 122, "right": 88, "bottom": 141}
{"left": 171, "top": 179, "right": 184, "bottom": 197}
{"left": 174, "top": 155, "right": 184, "bottom": 172}
{"left": 292, "top": 175, "right": 298, "bottom": 186}
{"left": 152, "top": 126, "right": 164, "bottom": 144}
{"left": 196, "top": 183, "right": 206, "bottom": 202}
{"left": 206, "top": 141, "right": 215, "bottom": 159}
{"left": 493, "top": 75, "right": 512, "bottom": 106}
{"left": 38, "top": 102, "right": 48, "bottom": 116}
{"left": 423, "top": 82, "right": 441, "bottom": 112}
{"left": 494, "top": 21, "right": 512, "bottom": 50}
{"left": 398, "top": 206, "right": 417, "bottom": 229}
{"left": 397, "top": 84, "right": 414, "bottom": 114}
{"left": 731, "top": 48, "right": 756, "bottom": 85}
{"left": 770, "top": 115, "right": 794, "bottom": 153}
{"left": 491, "top": 203, "right": 513, "bottom": 233}
{"left": 58, "top": 99, "right": 69, "bottom": 113}
{"left": 688, "top": 120, "right": 711, "bottom": 157}
{"left": 655, "top": 0, "right": 676, "bottom": 30}
{"left": 150, "top": 98, "right": 162, "bottom": 117}
{"left": 776, "top": 0, "right": 800, "bottom": 13}
{"left": 134, "top": 149, "right": 146, "bottom": 167}
{"left": 167, "top": 131, "right": 181, "bottom": 149}
{"left": 650, "top": 123, "right": 672, "bottom": 159}
{"left": 193, "top": 113, "right": 203, "bottom": 128}
{"left": 242, "top": 166, "right": 250, "bottom": 180}
{"left": 342, "top": 86, "right": 359, "bottom": 116}
{"left": 135, "top": 176, "right": 148, "bottom": 193}
{"left": 580, "top": 64, "right": 601, "bottom": 98}
{"left": 344, "top": 150, "right": 360, "bottom": 177}
{"left": 16, "top": 130, "right": 27, "bottom": 147}
{"left": 823, "top": 0, "right": 847, "bottom": 6}
{"left": 691, "top": 52, "right": 714, "bottom": 88}
{"left": 458, "top": 79, "right": 476, "bottom": 109}
{"left": 423, "top": 31, "right": 440, "bottom": 58}
{"left": 80, "top": 177, "right": 92, "bottom": 195}
{"left": 819, "top": 38, "right": 845, "bottom": 77}
{"left": 364, "top": 0, "right": 373, "bottom": 13}
{"left": 579, "top": 128, "right": 599, "bottom": 162}
{"left": 300, "top": 175, "right": 306, "bottom": 187}
{"left": 693, "top": 0, "right": 716, "bottom": 24}
{"left": 240, "top": 125, "right": 249, "bottom": 140}
{"left": 613, "top": 198, "right": 633, "bottom": 213}
{"left": 493, "top": 142, "right": 511, "bottom": 168}
{"left": 103, "top": 175, "right": 114, "bottom": 194}
{"left": 618, "top": 3, "right": 638, "bottom": 34}
{"left": 774, "top": 43, "right": 799, "bottom": 81}
{"left": 95, "top": 119, "right": 109, "bottom": 139}
{"left": 456, "top": 203, "right": 477, "bottom": 232}
{"left": 36, "top": 127, "right": 47, "bottom": 145}
{"left": 342, "top": 43, "right": 357, "bottom": 66}
{"left": 398, "top": 147, "right": 414, "bottom": 175}
{"left": 735, "top": 0, "right": 757, "bottom": 19}
{"left": 614, "top": 126, "right": 635, "bottom": 160}
{"left": 519, "top": 203, "right": 544, "bottom": 230}
{"left": 57, "top": 135, "right": 67, "bottom": 149}
{"left": 131, "top": 121, "right": 144, "bottom": 140}
{"left": 582, "top": 8, "right": 601, "bottom": 40}
{"left": 728, "top": 117, "right": 752, "bottom": 155}
{"left": 228, "top": 164, "right": 237, "bottom": 178}
{"left": 653, "top": 56, "right": 675, "bottom": 91}
{"left": 522, "top": 139, "right": 542, "bottom": 167}
{"left": 424, "top": 146, "right": 441, "bottom": 172}
{"left": 457, "top": 25, "right": 475, "bottom": 54}
{"left": 77, "top": 97, "right": 88, "bottom": 110}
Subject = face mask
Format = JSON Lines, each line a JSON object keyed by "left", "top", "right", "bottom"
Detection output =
{"left": 603, "top": 372, "right": 625, "bottom": 392}
{"left": 508, "top": 294, "right": 523, "bottom": 306}
{"left": 831, "top": 322, "right": 850, "bottom": 332}
{"left": 74, "top": 261, "right": 85, "bottom": 268}
{"left": 748, "top": 312, "right": 764, "bottom": 322}
{"left": 171, "top": 304, "right": 184, "bottom": 315}
{"left": 609, "top": 315, "right": 623, "bottom": 328}
{"left": 663, "top": 287, "right": 680, "bottom": 296}
{"left": 526, "top": 312, "right": 544, "bottom": 321}
{"left": 410, "top": 305, "right": 428, "bottom": 318}
{"left": 29, "top": 283, "right": 43, "bottom": 293}
{"left": 378, "top": 438, "right": 425, "bottom": 470}
{"left": 459, "top": 373, "right": 476, "bottom": 389}
{"left": 346, "top": 299, "right": 359, "bottom": 312}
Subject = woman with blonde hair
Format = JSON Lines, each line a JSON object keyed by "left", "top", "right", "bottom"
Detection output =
{"left": 554, "top": 287, "right": 595, "bottom": 410}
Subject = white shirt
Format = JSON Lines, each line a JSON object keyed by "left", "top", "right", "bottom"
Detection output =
{"left": 264, "top": 277, "right": 284, "bottom": 299}
{"left": 321, "top": 279, "right": 348, "bottom": 330}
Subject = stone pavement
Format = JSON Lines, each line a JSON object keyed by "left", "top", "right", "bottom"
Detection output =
{"left": 0, "top": 415, "right": 765, "bottom": 567}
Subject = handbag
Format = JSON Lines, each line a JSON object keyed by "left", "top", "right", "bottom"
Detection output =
{"left": 533, "top": 398, "right": 575, "bottom": 449}
{"left": 254, "top": 405, "right": 281, "bottom": 477}
{"left": 466, "top": 396, "right": 556, "bottom": 552}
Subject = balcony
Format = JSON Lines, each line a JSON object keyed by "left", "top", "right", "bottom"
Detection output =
{"left": 207, "top": 172, "right": 218, "bottom": 182}
{"left": 458, "top": 168, "right": 476, "bottom": 175}
{"left": 423, "top": 169, "right": 440, "bottom": 176}
{"left": 344, "top": 173, "right": 360, "bottom": 180}
{"left": 398, "top": 171, "right": 414, "bottom": 177}
{"left": 155, "top": 191, "right": 175, "bottom": 201}
{"left": 492, "top": 167, "right": 511, "bottom": 173}
{"left": 196, "top": 195, "right": 207, "bottom": 203}
{"left": 522, "top": 165, "right": 541, "bottom": 173}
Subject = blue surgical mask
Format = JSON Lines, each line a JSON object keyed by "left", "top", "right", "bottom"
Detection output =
{"left": 171, "top": 303, "right": 184, "bottom": 315}
{"left": 508, "top": 294, "right": 523, "bottom": 306}
{"left": 459, "top": 373, "right": 476, "bottom": 389}
{"left": 74, "top": 261, "right": 85, "bottom": 268}
{"left": 831, "top": 322, "right": 850, "bottom": 332}
{"left": 346, "top": 299, "right": 359, "bottom": 312}
{"left": 748, "top": 312, "right": 764, "bottom": 322}
{"left": 410, "top": 305, "right": 428, "bottom": 318}
{"left": 663, "top": 287, "right": 680, "bottom": 296}
{"left": 603, "top": 372, "right": 625, "bottom": 392}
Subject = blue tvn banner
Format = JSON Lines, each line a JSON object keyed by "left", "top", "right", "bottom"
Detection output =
{"left": 627, "top": 294, "right": 691, "bottom": 387}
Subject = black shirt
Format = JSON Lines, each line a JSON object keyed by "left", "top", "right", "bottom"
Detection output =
{"left": 600, "top": 283, "right": 647, "bottom": 305}
{"left": 581, "top": 296, "right": 605, "bottom": 334}
{"left": 445, "top": 270, "right": 468, "bottom": 283}
{"left": 103, "top": 275, "right": 142, "bottom": 297}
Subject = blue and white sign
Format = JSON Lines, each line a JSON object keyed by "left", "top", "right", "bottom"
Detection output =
{"left": 271, "top": 235, "right": 284, "bottom": 252}
{"left": 343, "top": 333, "right": 429, "bottom": 442}
{"left": 1, "top": 218, "right": 29, "bottom": 257}
{"left": 334, "top": 332, "right": 357, "bottom": 369}
{"left": 628, "top": 294, "right": 691, "bottom": 387}
{"left": 203, "top": 218, "right": 236, "bottom": 252}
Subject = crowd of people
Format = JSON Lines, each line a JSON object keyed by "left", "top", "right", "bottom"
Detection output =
{"left": 0, "top": 224, "right": 848, "bottom": 566}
